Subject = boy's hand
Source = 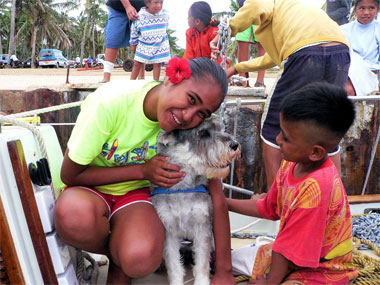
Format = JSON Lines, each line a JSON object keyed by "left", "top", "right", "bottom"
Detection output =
{"left": 211, "top": 270, "right": 235, "bottom": 285}
{"left": 210, "top": 35, "right": 220, "bottom": 60}
{"left": 226, "top": 66, "right": 238, "bottom": 78}
{"left": 142, "top": 155, "right": 185, "bottom": 188}
{"left": 251, "top": 192, "right": 267, "bottom": 201}
{"left": 131, "top": 45, "right": 137, "bottom": 54}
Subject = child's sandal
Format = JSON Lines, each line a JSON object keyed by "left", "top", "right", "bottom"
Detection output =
{"left": 254, "top": 82, "right": 266, "bottom": 88}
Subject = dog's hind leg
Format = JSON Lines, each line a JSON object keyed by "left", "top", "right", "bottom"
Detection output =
{"left": 164, "top": 233, "right": 185, "bottom": 285}
{"left": 192, "top": 224, "right": 212, "bottom": 285}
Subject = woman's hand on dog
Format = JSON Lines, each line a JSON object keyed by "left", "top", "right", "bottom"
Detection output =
{"left": 143, "top": 155, "right": 185, "bottom": 188}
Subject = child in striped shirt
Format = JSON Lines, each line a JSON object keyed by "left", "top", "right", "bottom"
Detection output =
{"left": 130, "top": 0, "right": 171, "bottom": 81}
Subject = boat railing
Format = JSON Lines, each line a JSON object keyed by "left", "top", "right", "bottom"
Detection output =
{"left": 0, "top": 95, "right": 379, "bottom": 199}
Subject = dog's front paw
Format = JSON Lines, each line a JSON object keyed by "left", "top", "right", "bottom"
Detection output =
{"left": 194, "top": 275, "right": 210, "bottom": 285}
{"left": 169, "top": 276, "right": 184, "bottom": 285}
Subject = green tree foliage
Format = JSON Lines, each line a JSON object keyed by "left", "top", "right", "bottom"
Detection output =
{"left": 0, "top": 0, "right": 183, "bottom": 66}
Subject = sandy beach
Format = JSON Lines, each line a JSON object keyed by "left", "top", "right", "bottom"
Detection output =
{"left": 0, "top": 67, "right": 278, "bottom": 92}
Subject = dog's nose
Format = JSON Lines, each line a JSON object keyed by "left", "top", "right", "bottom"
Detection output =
{"left": 230, "top": 141, "right": 239, "bottom": 151}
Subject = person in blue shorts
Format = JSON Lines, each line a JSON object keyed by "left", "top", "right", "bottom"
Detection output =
{"left": 101, "top": 0, "right": 146, "bottom": 83}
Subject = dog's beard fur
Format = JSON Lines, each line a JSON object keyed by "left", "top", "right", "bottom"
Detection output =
{"left": 155, "top": 118, "right": 240, "bottom": 190}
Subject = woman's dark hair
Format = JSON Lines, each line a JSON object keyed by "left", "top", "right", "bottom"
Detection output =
{"left": 190, "top": 1, "right": 219, "bottom": 27}
{"left": 189, "top": 57, "right": 228, "bottom": 99}
{"left": 353, "top": 0, "right": 380, "bottom": 7}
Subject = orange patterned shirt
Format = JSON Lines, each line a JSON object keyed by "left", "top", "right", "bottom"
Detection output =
{"left": 255, "top": 158, "right": 357, "bottom": 284}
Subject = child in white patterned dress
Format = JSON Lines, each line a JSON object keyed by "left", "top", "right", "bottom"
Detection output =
{"left": 130, "top": 0, "right": 170, "bottom": 81}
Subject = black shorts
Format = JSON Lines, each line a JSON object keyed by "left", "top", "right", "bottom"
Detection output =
{"left": 261, "top": 44, "right": 350, "bottom": 154}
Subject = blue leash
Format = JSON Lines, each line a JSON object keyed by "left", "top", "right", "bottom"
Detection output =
{"left": 151, "top": 185, "right": 209, "bottom": 196}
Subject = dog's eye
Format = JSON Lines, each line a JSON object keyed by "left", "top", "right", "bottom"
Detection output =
{"left": 197, "top": 129, "right": 210, "bottom": 138}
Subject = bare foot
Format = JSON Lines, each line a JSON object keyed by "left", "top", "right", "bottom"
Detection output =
{"left": 106, "top": 261, "right": 131, "bottom": 285}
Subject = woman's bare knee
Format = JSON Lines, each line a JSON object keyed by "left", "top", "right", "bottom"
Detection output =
{"left": 54, "top": 190, "right": 109, "bottom": 248}
{"left": 117, "top": 243, "right": 163, "bottom": 278}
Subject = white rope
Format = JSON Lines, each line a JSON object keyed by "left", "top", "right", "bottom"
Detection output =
{"left": 0, "top": 115, "right": 48, "bottom": 159}
{"left": 7, "top": 101, "right": 83, "bottom": 119}
{"left": 231, "top": 219, "right": 262, "bottom": 234}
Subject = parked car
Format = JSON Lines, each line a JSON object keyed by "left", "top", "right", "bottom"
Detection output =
{"left": 21, "top": 57, "right": 38, "bottom": 68}
{"left": 38, "top": 49, "right": 68, "bottom": 68}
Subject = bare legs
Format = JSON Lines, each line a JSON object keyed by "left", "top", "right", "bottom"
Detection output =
{"left": 153, "top": 63, "right": 161, "bottom": 81}
{"left": 237, "top": 41, "right": 266, "bottom": 87}
{"left": 255, "top": 42, "right": 266, "bottom": 86}
{"left": 130, "top": 61, "right": 144, "bottom": 80}
{"left": 102, "top": 48, "right": 118, "bottom": 83}
{"left": 131, "top": 62, "right": 161, "bottom": 81}
{"left": 54, "top": 188, "right": 165, "bottom": 284}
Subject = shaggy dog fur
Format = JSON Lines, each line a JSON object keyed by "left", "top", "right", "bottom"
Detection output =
{"left": 151, "top": 117, "right": 240, "bottom": 285}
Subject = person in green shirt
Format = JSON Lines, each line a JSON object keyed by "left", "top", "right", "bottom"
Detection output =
{"left": 54, "top": 57, "right": 235, "bottom": 284}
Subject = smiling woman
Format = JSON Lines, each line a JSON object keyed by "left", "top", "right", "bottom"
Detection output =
{"left": 53, "top": 57, "right": 236, "bottom": 284}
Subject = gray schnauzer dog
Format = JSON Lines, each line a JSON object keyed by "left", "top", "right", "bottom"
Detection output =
{"left": 151, "top": 117, "right": 240, "bottom": 285}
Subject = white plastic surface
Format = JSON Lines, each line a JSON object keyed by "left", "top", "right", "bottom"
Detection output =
{"left": 46, "top": 231, "right": 71, "bottom": 275}
{"left": 34, "top": 185, "right": 55, "bottom": 233}
{"left": 0, "top": 125, "right": 65, "bottom": 283}
{"left": 57, "top": 263, "right": 78, "bottom": 285}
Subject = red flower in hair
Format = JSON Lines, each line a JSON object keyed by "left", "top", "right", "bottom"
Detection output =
{"left": 165, "top": 57, "right": 192, "bottom": 84}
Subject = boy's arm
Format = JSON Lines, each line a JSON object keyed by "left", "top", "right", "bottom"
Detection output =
{"left": 229, "top": 0, "right": 275, "bottom": 37}
{"left": 266, "top": 250, "right": 293, "bottom": 284}
{"left": 183, "top": 30, "right": 195, "bottom": 60}
{"left": 129, "top": 21, "right": 139, "bottom": 46}
{"left": 235, "top": 53, "right": 276, "bottom": 73}
{"left": 207, "top": 178, "right": 235, "bottom": 285}
{"left": 226, "top": 196, "right": 263, "bottom": 218}
{"left": 251, "top": 251, "right": 292, "bottom": 284}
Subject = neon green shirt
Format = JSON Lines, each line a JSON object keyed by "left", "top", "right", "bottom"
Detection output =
{"left": 67, "top": 80, "right": 161, "bottom": 195}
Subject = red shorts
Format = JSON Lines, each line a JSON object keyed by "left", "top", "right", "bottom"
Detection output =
{"left": 64, "top": 187, "right": 152, "bottom": 220}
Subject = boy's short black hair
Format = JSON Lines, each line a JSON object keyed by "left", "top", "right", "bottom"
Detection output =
{"left": 280, "top": 82, "right": 356, "bottom": 140}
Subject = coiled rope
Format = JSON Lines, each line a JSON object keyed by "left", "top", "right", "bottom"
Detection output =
{"left": 352, "top": 237, "right": 380, "bottom": 284}
{"left": 0, "top": 115, "right": 48, "bottom": 159}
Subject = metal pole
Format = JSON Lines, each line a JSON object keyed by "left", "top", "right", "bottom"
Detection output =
{"left": 361, "top": 124, "right": 380, "bottom": 195}
{"left": 223, "top": 183, "right": 254, "bottom": 196}
{"left": 66, "top": 64, "right": 70, "bottom": 84}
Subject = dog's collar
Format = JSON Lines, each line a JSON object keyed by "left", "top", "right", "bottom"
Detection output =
{"left": 150, "top": 185, "right": 209, "bottom": 196}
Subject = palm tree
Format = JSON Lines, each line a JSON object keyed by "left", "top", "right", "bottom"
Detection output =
{"left": 7, "top": 0, "right": 16, "bottom": 62}
{"left": 79, "top": 0, "right": 106, "bottom": 65}
{"left": 14, "top": 0, "right": 78, "bottom": 67}
{"left": 167, "top": 28, "right": 183, "bottom": 56}
{"left": 0, "top": 1, "right": 11, "bottom": 54}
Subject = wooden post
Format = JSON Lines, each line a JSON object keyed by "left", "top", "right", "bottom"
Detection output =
{"left": 8, "top": 140, "right": 58, "bottom": 284}
{"left": 0, "top": 194, "right": 25, "bottom": 285}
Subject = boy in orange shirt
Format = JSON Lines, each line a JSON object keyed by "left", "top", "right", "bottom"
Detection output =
{"left": 228, "top": 82, "right": 357, "bottom": 284}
